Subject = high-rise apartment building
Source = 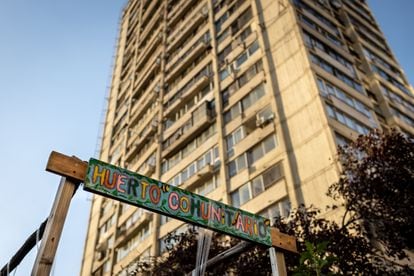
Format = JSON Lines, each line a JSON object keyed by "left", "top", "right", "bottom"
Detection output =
{"left": 81, "top": 0, "right": 414, "bottom": 275}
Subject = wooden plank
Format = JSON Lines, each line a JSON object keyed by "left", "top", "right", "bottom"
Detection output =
{"left": 46, "top": 151, "right": 88, "bottom": 182}
{"left": 271, "top": 228, "right": 297, "bottom": 253}
{"left": 32, "top": 177, "right": 79, "bottom": 276}
{"left": 275, "top": 250, "right": 288, "bottom": 276}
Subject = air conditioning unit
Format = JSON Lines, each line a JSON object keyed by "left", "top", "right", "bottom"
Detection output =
{"left": 154, "top": 84, "right": 161, "bottom": 93}
{"left": 95, "top": 250, "right": 105, "bottom": 261}
{"left": 228, "top": 63, "right": 239, "bottom": 75}
{"left": 147, "top": 164, "right": 156, "bottom": 174}
{"left": 96, "top": 239, "right": 108, "bottom": 253}
{"left": 256, "top": 113, "right": 275, "bottom": 127}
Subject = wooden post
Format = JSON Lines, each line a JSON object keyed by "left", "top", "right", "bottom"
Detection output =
{"left": 32, "top": 151, "right": 87, "bottom": 276}
{"left": 269, "top": 247, "right": 288, "bottom": 276}
{"left": 269, "top": 227, "right": 296, "bottom": 276}
{"left": 270, "top": 228, "right": 297, "bottom": 253}
{"left": 32, "top": 177, "right": 79, "bottom": 275}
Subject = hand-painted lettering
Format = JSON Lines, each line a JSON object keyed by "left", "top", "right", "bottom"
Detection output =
{"left": 85, "top": 159, "right": 273, "bottom": 247}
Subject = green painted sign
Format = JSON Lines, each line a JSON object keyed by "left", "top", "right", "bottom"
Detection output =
{"left": 83, "top": 158, "right": 272, "bottom": 246}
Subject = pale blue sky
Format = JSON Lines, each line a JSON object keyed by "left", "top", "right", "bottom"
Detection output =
{"left": 0, "top": 1, "right": 412, "bottom": 275}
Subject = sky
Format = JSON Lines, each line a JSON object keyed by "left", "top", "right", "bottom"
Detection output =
{"left": 0, "top": 1, "right": 413, "bottom": 275}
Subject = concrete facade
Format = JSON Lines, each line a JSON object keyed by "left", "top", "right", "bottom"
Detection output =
{"left": 81, "top": 0, "right": 414, "bottom": 275}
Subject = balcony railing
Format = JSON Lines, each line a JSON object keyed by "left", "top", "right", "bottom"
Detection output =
{"left": 167, "top": 0, "right": 199, "bottom": 27}
{"left": 166, "top": 36, "right": 211, "bottom": 82}
{"left": 162, "top": 102, "right": 215, "bottom": 158}
{"left": 180, "top": 164, "right": 214, "bottom": 191}
{"left": 167, "top": 7, "right": 208, "bottom": 53}
{"left": 164, "top": 73, "right": 210, "bottom": 117}
{"left": 115, "top": 213, "right": 152, "bottom": 247}
{"left": 125, "top": 131, "right": 157, "bottom": 164}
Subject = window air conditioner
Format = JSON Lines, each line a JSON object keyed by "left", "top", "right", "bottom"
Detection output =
{"left": 256, "top": 113, "right": 275, "bottom": 127}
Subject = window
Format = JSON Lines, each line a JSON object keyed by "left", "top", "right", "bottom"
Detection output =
{"left": 165, "top": 63, "right": 212, "bottom": 108}
{"left": 224, "top": 83, "right": 266, "bottom": 124}
{"left": 260, "top": 198, "right": 291, "bottom": 224}
{"left": 239, "top": 183, "right": 251, "bottom": 205}
{"left": 381, "top": 85, "right": 414, "bottom": 113}
{"left": 310, "top": 53, "right": 363, "bottom": 93}
{"left": 228, "top": 134, "right": 277, "bottom": 178}
{"left": 231, "top": 163, "right": 284, "bottom": 207}
{"left": 371, "top": 65, "right": 411, "bottom": 96}
{"left": 303, "top": 32, "right": 355, "bottom": 76}
{"left": 236, "top": 52, "right": 248, "bottom": 68}
{"left": 98, "top": 215, "right": 116, "bottom": 241}
{"left": 162, "top": 123, "right": 217, "bottom": 173}
{"left": 391, "top": 108, "right": 414, "bottom": 126}
{"left": 195, "top": 173, "right": 220, "bottom": 196}
{"left": 227, "top": 154, "right": 247, "bottom": 177}
{"left": 295, "top": 0, "right": 339, "bottom": 34}
{"left": 167, "top": 146, "right": 220, "bottom": 187}
{"left": 116, "top": 223, "right": 151, "bottom": 262}
{"left": 219, "top": 68, "right": 230, "bottom": 81}
{"left": 221, "top": 60, "right": 264, "bottom": 108}
{"left": 163, "top": 81, "right": 213, "bottom": 131}
{"left": 233, "top": 40, "right": 260, "bottom": 69}
{"left": 317, "top": 77, "right": 375, "bottom": 123}
{"left": 262, "top": 164, "right": 283, "bottom": 189}
{"left": 335, "top": 133, "right": 351, "bottom": 147}
{"left": 226, "top": 126, "right": 245, "bottom": 157}
{"left": 218, "top": 44, "right": 232, "bottom": 65}
{"left": 326, "top": 104, "right": 370, "bottom": 135}
{"left": 248, "top": 135, "right": 277, "bottom": 165}
{"left": 363, "top": 47, "right": 400, "bottom": 76}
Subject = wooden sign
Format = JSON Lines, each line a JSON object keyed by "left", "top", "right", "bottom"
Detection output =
{"left": 84, "top": 158, "right": 274, "bottom": 247}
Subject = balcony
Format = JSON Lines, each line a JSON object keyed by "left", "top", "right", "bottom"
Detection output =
{"left": 162, "top": 102, "right": 215, "bottom": 159}
{"left": 163, "top": 73, "right": 210, "bottom": 117}
{"left": 140, "top": 12, "right": 161, "bottom": 46}
{"left": 127, "top": 118, "right": 158, "bottom": 150}
{"left": 115, "top": 212, "right": 152, "bottom": 247}
{"left": 166, "top": 37, "right": 211, "bottom": 82}
{"left": 139, "top": 162, "right": 156, "bottom": 176}
{"left": 141, "top": 0, "right": 161, "bottom": 27}
{"left": 118, "top": 79, "right": 132, "bottom": 100}
{"left": 113, "top": 104, "right": 128, "bottom": 126}
{"left": 134, "top": 54, "right": 161, "bottom": 93}
{"left": 136, "top": 26, "right": 163, "bottom": 70}
{"left": 127, "top": 143, "right": 157, "bottom": 171}
{"left": 125, "top": 119, "right": 158, "bottom": 162}
{"left": 167, "top": 0, "right": 199, "bottom": 27}
{"left": 167, "top": 8, "right": 208, "bottom": 53}
{"left": 313, "top": 47, "right": 355, "bottom": 78}
{"left": 232, "top": 121, "right": 275, "bottom": 159}
{"left": 130, "top": 78, "right": 159, "bottom": 123}
{"left": 180, "top": 164, "right": 214, "bottom": 191}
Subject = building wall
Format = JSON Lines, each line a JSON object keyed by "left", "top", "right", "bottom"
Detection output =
{"left": 81, "top": 0, "right": 414, "bottom": 275}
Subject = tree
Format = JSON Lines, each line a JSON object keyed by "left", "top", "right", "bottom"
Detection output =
{"left": 328, "top": 130, "right": 414, "bottom": 261}
{"left": 128, "top": 130, "right": 413, "bottom": 275}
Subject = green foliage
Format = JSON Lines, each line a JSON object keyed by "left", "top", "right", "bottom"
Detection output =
{"left": 293, "top": 241, "right": 336, "bottom": 276}
{"left": 328, "top": 130, "right": 414, "bottom": 261}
